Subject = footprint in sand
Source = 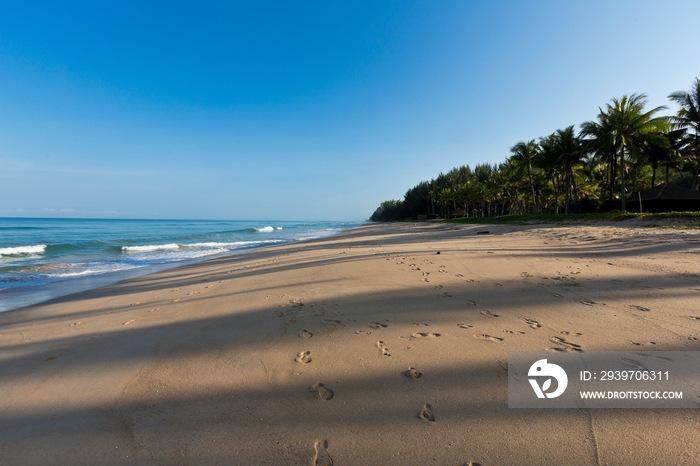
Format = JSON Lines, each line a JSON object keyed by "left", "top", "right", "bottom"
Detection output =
{"left": 480, "top": 310, "right": 499, "bottom": 318}
{"left": 458, "top": 324, "right": 473, "bottom": 329}
{"left": 456, "top": 274, "right": 463, "bottom": 278}
{"left": 524, "top": 318, "right": 541, "bottom": 329}
{"left": 687, "top": 316, "right": 700, "bottom": 321}
{"left": 561, "top": 331, "right": 582, "bottom": 336}
{"left": 621, "top": 357, "right": 648, "bottom": 370}
{"left": 438, "top": 269, "right": 448, "bottom": 274}
{"left": 45, "top": 355, "right": 60, "bottom": 361}
{"left": 504, "top": 330, "right": 525, "bottom": 335}
{"left": 466, "top": 300, "right": 477, "bottom": 306}
{"left": 354, "top": 330, "right": 370, "bottom": 335}
{"left": 546, "top": 347, "right": 579, "bottom": 353}
{"left": 313, "top": 440, "right": 333, "bottom": 466}
{"left": 171, "top": 298, "right": 181, "bottom": 303}
{"left": 322, "top": 319, "right": 344, "bottom": 326}
{"left": 376, "top": 341, "right": 391, "bottom": 357}
{"left": 295, "top": 350, "right": 312, "bottom": 364}
{"left": 122, "top": 320, "right": 135, "bottom": 325}
{"left": 442, "top": 292, "right": 452, "bottom": 297}
{"left": 494, "top": 283, "right": 503, "bottom": 287}
{"left": 310, "top": 383, "right": 334, "bottom": 401}
{"left": 421, "top": 278, "right": 430, "bottom": 283}
{"left": 130, "top": 302, "right": 141, "bottom": 306}
{"left": 551, "top": 293, "right": 563, "bottom": 298}
{"left": 411, "top": 332, "right": 441, "bottom": 338}
{"left": 549, "top": 336, "right": 582, "bottom": 352}
{"left": 434, "top": 285, "right": 443, "bottom": 289}
{"left": 474, "top": 334, "right": 503, "bottom": 342}
{"left": 298, "top": 329, "right": 313, "bottom": 339}
{"left": 148, "top": 308, "right": 160, "bottom": 312}
{"left": 422, "top": 272, "right": 430, "bottom": 276}
{"left": 413, "top": 322, "right": 429, "bottom": 327}
{"left": 580, "top": 300, "right": 596, "bottom": 306}
{"left": 369, "top": 322, "right": 388, "bottom": 329}
{"left": 629, "top": 305, "right": 651, "bottom": 312}
{"left": 404, "top": 367, "right": 422, "bottom": 379}
{"left": 419, "top": 404, "right": 436, "bottom": 422}
{"left": 69, "top": 322, "right": 83, "bottom": 327}
{"left": 465, "top": 279, "right": 475, "bottom": 283}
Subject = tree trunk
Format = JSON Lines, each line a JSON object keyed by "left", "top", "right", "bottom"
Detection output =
{"left": 551, "top": 171, "right": 558, "bottom": 214}
{"left": 527, "top": 165, "right": 538, "bottom": 214}
{"left": 570, "top": 166, "right": 578, "bottom": 202}
{"left": 620, "top": 149, "right": 626, "bottom": 212}
{"left": 610, "top": 153, "right": 617, "bottom": 202}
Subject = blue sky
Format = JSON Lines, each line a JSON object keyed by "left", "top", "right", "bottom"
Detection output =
{"left": 1, "top": 1, "right": 699, "bottom": 221}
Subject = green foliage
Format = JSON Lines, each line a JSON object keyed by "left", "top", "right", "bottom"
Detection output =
{"left": 370, "top": 78, "right": 700, "bottom": 221}
{"left": 369, "top": 200, "right": 405, "bottom": 221}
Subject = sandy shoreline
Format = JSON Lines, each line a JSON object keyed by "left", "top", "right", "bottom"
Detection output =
{"left": 1, "top": 221, "right": 699, "bottom": 465}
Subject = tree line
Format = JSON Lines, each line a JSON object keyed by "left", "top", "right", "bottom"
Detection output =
{"left": 370, "top": 78, "right": 700, "bottom": 221}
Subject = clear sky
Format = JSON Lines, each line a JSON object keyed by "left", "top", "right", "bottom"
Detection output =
{"left": 1, "top": 1, "right": 698, "bottom": 221}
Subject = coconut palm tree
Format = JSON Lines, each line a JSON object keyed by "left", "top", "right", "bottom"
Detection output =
{"left": 581, "top": 110, "right": 618, "bottom": 202}
{"left": 510, "top": 140, "right": 540, "bottom": 213}
{"left": 669, "top": 78, "right": 700, "bottom": 189}
{"left": 535, "top": 134, "right": 562, "bottom": 213}
{"left": 551, "top": 126, "right": 584, "bottom": 213}
{"left": 597, "top": 94, "right": 668, "bottom": 211}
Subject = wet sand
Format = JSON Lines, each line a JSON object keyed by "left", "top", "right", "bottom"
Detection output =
{"left": 1, "top": 221, "right": 699, "bottom": 465}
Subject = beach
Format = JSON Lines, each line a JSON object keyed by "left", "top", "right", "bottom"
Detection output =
{"left": 1, "top": 221, "right": 699, "bottom": 465}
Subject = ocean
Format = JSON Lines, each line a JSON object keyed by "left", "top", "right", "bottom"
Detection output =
{"left": 0, "top": 218, "right": 360, "bottom": 312}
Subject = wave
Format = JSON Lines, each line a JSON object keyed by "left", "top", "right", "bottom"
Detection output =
{"left": 42, "top": 262, "right": 143, "bottom": 278}
{"left": 254, "top": 226, "right": 283, "bottom": 232}
{"left": 0, "top": 245, "right": 47, "bottom": 257}
{"left": 121, "top": 243, "right": 180, "bottom": 252}
{"left": 122, "top": 240, "right": 285, "bottom": 254}
{"left": 186, "top": 240, "right": 283, "bottom": 248}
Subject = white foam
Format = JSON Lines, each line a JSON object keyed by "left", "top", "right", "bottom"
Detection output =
{"left": 0, "top": 245, "right": 47, "bottom": 257}
{"left": 122, "top": 243, "right": 180, "bottom": 252}
{"left": 255, "top": 226, "right": 275, "bottom": 232}
{"left": 186, "top": 241, "right": 282, "bottom": 248}
{"left": 43, "top": 262, "right": 141, "bottom": 278}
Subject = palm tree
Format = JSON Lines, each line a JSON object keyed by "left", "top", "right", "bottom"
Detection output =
{"left": 598, "top": 94, "right": 668, "bottom": 211}
{"left": 510, "top": 140, "right": 540, "bottom": 213}
{"left": 535, "top": 134, "right": 562, "bottom": 213}
{"left": 581, "top": 111, "right": 617, "bottom": 202}
{"left": 552, "top": 126, "right": 584, "bottom": 213}
{"left": 669, "top": 78, "right": 700, "bottom": 189}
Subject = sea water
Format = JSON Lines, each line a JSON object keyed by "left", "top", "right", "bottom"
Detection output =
{"left": 0, "top": 218, "right": 360, "bottom": 312}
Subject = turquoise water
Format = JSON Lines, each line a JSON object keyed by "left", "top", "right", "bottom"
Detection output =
{"left": 0, "top": 218, "right": 359, "bottom": 312}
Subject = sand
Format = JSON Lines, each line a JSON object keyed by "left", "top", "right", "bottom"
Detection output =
{"left": 0, "top": 221, "right": 699, "bottom": 465}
